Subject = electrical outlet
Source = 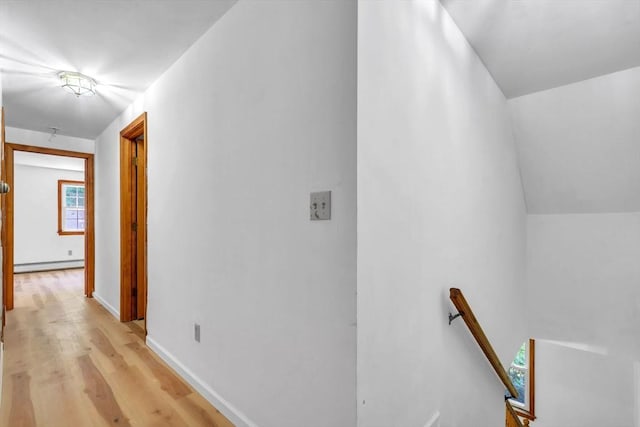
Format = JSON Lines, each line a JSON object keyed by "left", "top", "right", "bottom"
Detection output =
{"left": 194, "top": 323, "right": 200, "bottom": 343}
{"left": 68, "top": 250, "right": 72, "bottom": 256}
{"left": 310, "top": 191, "right": 331, "bottom": 220}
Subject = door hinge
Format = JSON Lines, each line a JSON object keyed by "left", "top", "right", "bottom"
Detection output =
{"left": 132, "top": 222, "right": 137, "bottom": 232}
{"left": 132, "top": 157, "right": 138, "bottom": 167}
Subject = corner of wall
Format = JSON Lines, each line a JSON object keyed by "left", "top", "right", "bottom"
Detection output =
{"left": 92, "top": 292, "right": 120, "bottom": 320}
{"left": 145, "top": 335, "right": 259, "bottom": 427}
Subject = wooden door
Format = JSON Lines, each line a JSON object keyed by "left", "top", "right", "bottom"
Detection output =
{"left": 130, "top": 141, "right": 138, "bottom": 316}
{"left": 134, "top": 138, "right": 146, "bottom": 319}
{"left": 128, "top": 138, "right": 146, "bottom": 319}
{"left": 120, "top": 113, "right": 147, "bottom": 323}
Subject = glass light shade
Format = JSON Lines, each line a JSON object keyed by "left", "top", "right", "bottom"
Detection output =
{"left": 58, "top": 71, "right": 96, "bottom": 97}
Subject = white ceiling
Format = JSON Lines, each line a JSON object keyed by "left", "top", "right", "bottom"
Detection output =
{"left": 440, "top": 0, "right": 640, "bottom": 214}
{"left": 0, "top": 0, "right": 237, "bottom": 139}
{"left": 5, "top": 1, "right": 640, "bottom": 214}
{"left": 14, "top": 151, "right": 85, "bottom": 172}
{"left": 440, "top": 0, "right": 640, "bottom": 99}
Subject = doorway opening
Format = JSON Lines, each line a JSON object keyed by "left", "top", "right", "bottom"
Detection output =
{"left": 2, "top": 143, "right": 95, "bottom": 310}
{"left": 120, "top": 113, "right": 147, "bottom": 336}
{"left": 15, "top": 152, "right": 86, "bottom": 274}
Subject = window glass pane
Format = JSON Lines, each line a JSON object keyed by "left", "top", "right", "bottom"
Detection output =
{"left": 513, "top": 342, "right": 526, "bottom": 366}
{"left": 59, "top": 182, "right": 86, "bottom": 232}
{"left": 508, "top": 366, "right": 526, "bottom": 404}
{"left": 65, "top": 218, "right": 79, "bottom": 230}
{"left": 63, "top": 209, "right": 85, "bottom": 231}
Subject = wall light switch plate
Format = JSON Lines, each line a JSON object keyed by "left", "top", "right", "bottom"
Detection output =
{"left": 310, "top": 191, "right": 331, "bottom": 220}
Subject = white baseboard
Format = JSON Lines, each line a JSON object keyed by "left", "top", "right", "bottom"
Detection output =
{"left": 14, "top": 260, "right": 84, "bottom": 273}
{"left": 146, "top": 335, "right": 258, "bottom": 427}
{"left": 92, "top": 292, "right": 120, "bottom": 319}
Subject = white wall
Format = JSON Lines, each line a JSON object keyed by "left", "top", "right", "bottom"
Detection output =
{"left": 527, "top": 213, "right": 640, "bottom": 425}
{"left": 533, "top": 340, "right": 634, "bottom": 427}
{"left": 509, "top": 66, "right": 640, "bottom": 214}
{"left": 94, "top": 1, "right": 356, "bottom": 426}
{"left": 357, "top": 2, "right": 526, "bottom": 426}
{"left": 5, "top": 126, "right": 94, "bottom": 153}
{"left": 635, "top": 361, "right": 640, "bottom": 427}
{"left": 512, "top": 68, "right": 640, "bottom": 424}
{"left": 527, "top": 213, "right": 640, "bottom": 360}
{"left": 527, "top": 213, "right": 640, "bottom": 358}
{"left": 14, "top": 162, "right": 84, "bottom": 267}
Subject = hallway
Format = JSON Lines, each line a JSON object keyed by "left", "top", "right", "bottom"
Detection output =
{"left": 0, "top": 270, "right": 233, "bottom": 427}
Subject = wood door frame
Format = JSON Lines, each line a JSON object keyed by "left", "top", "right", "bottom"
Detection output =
{"left": 1, "top": 107, "right": 5, "bottom": 331}
{"left": 2, "top": 142, "right": 95, "bottom": 310}
{"left": 120, "top": 112, "right": 147, "bottom": 323}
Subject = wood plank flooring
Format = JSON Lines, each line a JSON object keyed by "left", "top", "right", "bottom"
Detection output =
{"left": 0, "top": 269, "right": 234, "bottom": 427}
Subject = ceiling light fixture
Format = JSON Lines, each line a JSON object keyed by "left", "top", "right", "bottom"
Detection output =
{"left": 58, "top": 71, "right": 97, "bottom": 97}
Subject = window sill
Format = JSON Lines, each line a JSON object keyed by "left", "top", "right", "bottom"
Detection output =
{"left": 58, "top": 230, "right": 85, "bottom": 236}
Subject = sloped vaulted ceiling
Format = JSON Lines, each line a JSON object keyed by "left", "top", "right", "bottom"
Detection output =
{"left": 440, "top": 0, "right": 640, "bottom": 214}
{"left": 440, "top": 0, "right": 640, "bottom": 99}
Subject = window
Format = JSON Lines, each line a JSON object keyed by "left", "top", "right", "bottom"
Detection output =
{"left": 58, "top": 180, "right": 85, "bottom": 235}
{"left": 508, "top": 339, "right": 535, "bottom": 420}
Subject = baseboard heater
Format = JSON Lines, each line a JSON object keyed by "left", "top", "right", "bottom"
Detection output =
{"left": 14, "top": 259, "right": 84, "bottom": 273}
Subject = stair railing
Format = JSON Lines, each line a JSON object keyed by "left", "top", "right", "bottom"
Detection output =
{"left": 506, "top": 400, "right": 525, "bottom": 427}
{"left": 449, "top": 288, "right": 526, "bottom": 425}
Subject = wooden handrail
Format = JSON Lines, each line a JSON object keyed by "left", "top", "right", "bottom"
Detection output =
{"left": 449, "top": 288, "right": 518, "bottom": 398}
{"left": 506, "top": 401, "right": 525, "bottom": 427}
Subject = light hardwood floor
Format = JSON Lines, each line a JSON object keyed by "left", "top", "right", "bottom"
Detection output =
{"left": 0, "top": 269, "right": 234, "bottom": 427}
